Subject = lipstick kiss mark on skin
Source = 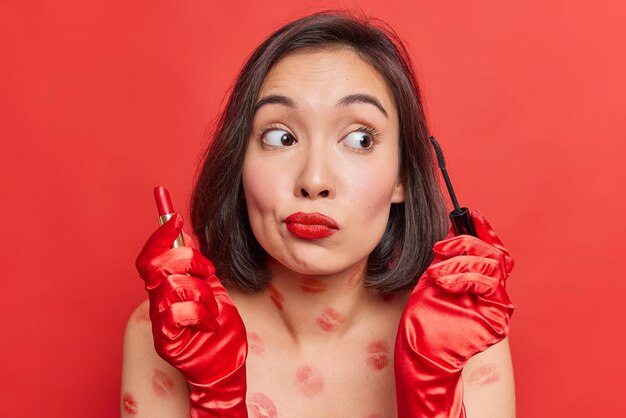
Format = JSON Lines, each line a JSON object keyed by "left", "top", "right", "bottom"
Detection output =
{"left": 300, "top": 277, "right": 328, "bottom": 293}
{"left": 467, "top": 364, "right": 501, "bottom": 386}
{"left": 135, "top": 306, "right": 150, "bottom": 323}
{"left": 247, "top": 392, "right": 278, "bottom": 418}
{"left": 315, "top": 307, "right": 346, "bottom": 332}
{"left": 294, "top": 364, "right": 325, "bottom": 396}
{"left": 268, "top": 284, "right": 284, "bottom": 311}
{"left": 347, "top": 261, "right": 366, "bottom": 288}
{"left": 122, "top": 392, "right": 138, "bottom": 415}
{"left": 366, "top": 340, "right": 390, "bottom": 371}
{"left": 152, "top": 368, "right": 175, "bottom": 396}
{"left": 248, "top": 332, "right": 265, "bottom": 355}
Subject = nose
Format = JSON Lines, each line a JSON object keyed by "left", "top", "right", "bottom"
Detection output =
{"left": 294, "top": 145, "right": 336, "bottom": 200}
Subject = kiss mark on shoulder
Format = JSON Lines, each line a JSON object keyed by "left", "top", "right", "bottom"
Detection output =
{"left": 121, "top": 392, "right": 138, "bottom": 415}
{"left": 134, "top": 304, "right": 150, "bottom": 323}
{"left": 152, "top": 368, "right": 175, "bottom": 396}
{"left": 467, "top": 363, "right": 501, "bottom": 386}
{"left": 248, "top": 331, "right": 265, "bottom": 355}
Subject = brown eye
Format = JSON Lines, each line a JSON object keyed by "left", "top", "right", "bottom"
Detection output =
{"left": 343, "top": 131, "right": 373, "bottom": 150}
{"left": 263, "top": 129, "right": 297, "bottom": 147}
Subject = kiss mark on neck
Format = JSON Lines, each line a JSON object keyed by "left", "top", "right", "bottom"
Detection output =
{"left": 346, "top": 261, "right": 367, "bottom": 288}
{"left": 268, "top": 284, "right": 284, "bottom": 311}
{"left": 300, "top": 276, "right": 328, "bottom": 293}
{"left": 315, "top": 307, "right": 347, "bottom": 332}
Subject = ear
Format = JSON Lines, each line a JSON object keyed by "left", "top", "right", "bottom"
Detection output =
{"left": 391, "top": 177, "right": 404, "bottom": 203}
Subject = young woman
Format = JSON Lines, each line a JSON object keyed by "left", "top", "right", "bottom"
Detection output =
{"left": 123, "top": 11, "right": 515, "bottom": 418}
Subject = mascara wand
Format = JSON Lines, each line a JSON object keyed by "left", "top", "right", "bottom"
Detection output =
{"left": 429, "top": 136, "right": 476, "bottom": 237}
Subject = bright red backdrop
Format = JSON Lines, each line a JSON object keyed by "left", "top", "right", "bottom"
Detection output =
{"left": 1, "top": 0, "right": 624, "bottom": 416}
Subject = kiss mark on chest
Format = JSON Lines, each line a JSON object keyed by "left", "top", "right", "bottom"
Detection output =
{"left": 294, "top": 363, "right": 325, "bottom": 396}
{"left": 366, "top": 339, "right": 390, "bottom": 371}
{"left": 247, "top": 392, "right": 278, "bottom": 418}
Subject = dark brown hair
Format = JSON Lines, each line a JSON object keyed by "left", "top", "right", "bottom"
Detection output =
{"left": 191, "top": 10, "right": 449, "bottom": 293}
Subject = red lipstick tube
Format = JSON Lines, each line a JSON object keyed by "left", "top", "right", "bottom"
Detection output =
{"left": 154, "top": 186, "right": 185, "bottom": 248}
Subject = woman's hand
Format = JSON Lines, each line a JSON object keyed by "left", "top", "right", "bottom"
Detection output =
{"left": 135, "top": 213, "right": 248, "bottom": 418}
{"left": 394, "top": 209, "right": 515, "bottom": 418}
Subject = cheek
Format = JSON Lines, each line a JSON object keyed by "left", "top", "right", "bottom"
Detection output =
{"left": 242, "top": 157, "right": 292, "bottom": 253}
{"left": 342, "top": 159, "right": 400, "bottom": 225}
{"left": 243, "top": 159, "right": 277, "bottom": 222}
{"left": 243, "top": 160, "right": 278, "bottom": 213}
{"left": 336, "top": 159, "right": 400, "bottom": 257}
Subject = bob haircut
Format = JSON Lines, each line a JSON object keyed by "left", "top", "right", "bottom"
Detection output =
{"left": 191, "top": 10, "right": 449, "bottom": 293}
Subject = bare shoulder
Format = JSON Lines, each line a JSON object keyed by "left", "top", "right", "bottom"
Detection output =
{"left": 462, "top": 337, "right": 515, "bottom": 417}
{"left": 120, "top": 299, "right": 190, "bottom": 417}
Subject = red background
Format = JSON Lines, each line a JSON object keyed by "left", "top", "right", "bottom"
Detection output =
{"left": 1, "top": 0, "right": 625, "bottom": 416}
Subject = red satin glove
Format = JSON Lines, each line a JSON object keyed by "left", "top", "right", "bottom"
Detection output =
{"left": 394, "top": 209, "right": 515, "bottom": 418}
{"left": 135, "top": 213, "right": 248, "bottom": 418}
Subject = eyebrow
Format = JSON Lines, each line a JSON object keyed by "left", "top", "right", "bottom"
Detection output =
{"left": 253, "top": 93, "right": 389, "bottom": 118}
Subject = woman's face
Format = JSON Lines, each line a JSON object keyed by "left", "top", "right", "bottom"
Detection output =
{"left": 242, "top": 47, "right": 403, "bottom": 276}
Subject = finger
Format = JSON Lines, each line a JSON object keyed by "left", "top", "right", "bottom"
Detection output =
{"left": 152, "top": 275, "right": 221, "bottom": 332}
{"left": 470, "top": 209, "right": 515, "bottom": 274}
{"left": 159, "top": 274, "right": 219, "bottom": 310}
{"left": 182, "top": 231, "right": 200, "bottom": 250}
{"left": 136, "top": 213, "right": 184, "bottom": 273}
{"left": 140, "top": 247, "right": 215, "bottom": 290}
{"left": 477, "top": 290, "right": 515, "bottom": 316}
{"left": 427, "top": 256, "right": 505, "bottom": 283}
{"left": 469, "top": 209, "right": 504, "bottom": 247}
{"left": 434, "top": 272, "right": 499, "bottom": 296}
{"left": 433, "top": 234, "right": 506, "bottom": 262}
{"left": 170, "top": 300, "right": 220, "bottom": 332}
{"left": 153, "top": 302, "right": 220, "bottom": 342}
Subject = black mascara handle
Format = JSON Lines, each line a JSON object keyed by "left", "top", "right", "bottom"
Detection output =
{"left": 450, "top": 207, "right": 477, "bottom": 237}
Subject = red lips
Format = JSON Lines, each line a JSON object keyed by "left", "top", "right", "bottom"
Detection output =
{"left": 284, "top": 212, "right": 338, "bottom": 240}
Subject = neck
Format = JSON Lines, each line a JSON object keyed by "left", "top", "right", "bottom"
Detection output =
{"left": 265, "top": 257, "right": 379, "bottom": 345}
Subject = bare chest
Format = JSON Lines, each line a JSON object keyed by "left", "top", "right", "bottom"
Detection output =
{"left": 244, "top": 335, "right": 397, "bottom": 418}
{"left": 228, "top": 286, "right": 410, "bottom": 417}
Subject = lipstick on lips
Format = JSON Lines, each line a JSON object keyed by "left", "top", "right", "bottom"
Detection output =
{"left": 284, "top": 212, "right": 339, "bottom": 240}
{"left": 154, "top": 186, "right": 185, "bottom": 248}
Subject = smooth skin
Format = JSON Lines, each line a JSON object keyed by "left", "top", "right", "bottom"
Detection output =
{"left": 121, "top": 47, "right": 515, "bottom": 417}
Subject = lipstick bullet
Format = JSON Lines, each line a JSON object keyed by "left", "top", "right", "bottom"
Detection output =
{"left": 154, "top": 186, "right": 185, "bottom": 248}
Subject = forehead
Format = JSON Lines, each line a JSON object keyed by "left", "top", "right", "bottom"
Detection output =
{"left": 258, "top": 47, "right": 396, "bottom": 114}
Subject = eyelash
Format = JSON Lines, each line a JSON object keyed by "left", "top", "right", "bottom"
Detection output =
{"left": 257, "top": 123, "right": 287, "bottom": 140}
{"left": 257, "top": 124, "right": 381, "bottom": 151}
